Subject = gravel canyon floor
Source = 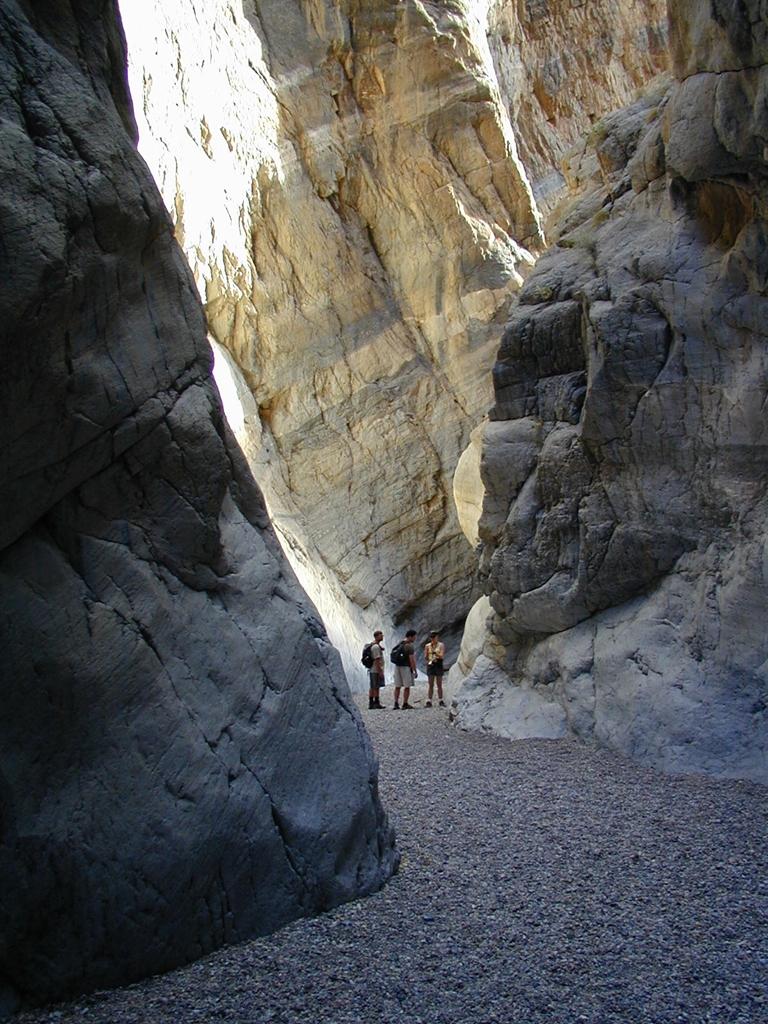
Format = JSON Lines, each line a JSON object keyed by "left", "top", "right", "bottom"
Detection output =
{"left": 16, "top": 692, "right": 768, "bottom": 1024}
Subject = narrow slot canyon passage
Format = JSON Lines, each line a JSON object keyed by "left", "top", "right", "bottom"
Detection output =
{"left": 5, "top": 0, "right": 768, "bottom": 1010}
{"left": 17, "top": 701, "right": 768, "bottom": 1024}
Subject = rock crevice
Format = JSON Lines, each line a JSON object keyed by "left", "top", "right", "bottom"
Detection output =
{"left": 120, "top": 0, "right": 665, "bottom": 677}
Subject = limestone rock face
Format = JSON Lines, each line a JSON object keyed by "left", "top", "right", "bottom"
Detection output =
{"left": 0, "top": 1, "right": 395, "bottom": 1006}
{"left": 121, "top": 0, "right": 539, "bottom": 668}
{"left": 445, "top": 593, "right": 492, "bottom": 688}
{"left": 487, "top": 0, "right": 669, "bottom": 213}
{"left": 454, "top": 2, "right": 768, "bottom": 782}
{"left": 120, "top": 0, "right": 667, "bottom": 682}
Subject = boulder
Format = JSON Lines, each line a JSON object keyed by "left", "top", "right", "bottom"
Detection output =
{"left": 0, "top": 1, "right": 396, "bottom": 1007}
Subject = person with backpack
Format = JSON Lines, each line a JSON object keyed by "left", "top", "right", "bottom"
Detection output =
{"left": 391, "top": 629, "right": 418, "bottom": 710}
{"left": 363, "top": 630, "right": 385, "bottom": 709}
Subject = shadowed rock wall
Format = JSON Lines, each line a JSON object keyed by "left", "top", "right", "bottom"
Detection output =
{"left": 0, "top": 0, "right": 396, "bottom": 1008}
{"left": 453, "top": 1, "right": 768, "bottom": 782}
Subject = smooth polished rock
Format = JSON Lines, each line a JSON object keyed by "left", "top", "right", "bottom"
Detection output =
{"left": 0, "top": 1, "right": 396, "bottom": 1006}
{"left": 452, "top": 654, "right": 568, "bottom": 739}
{"left": 453, "top": 421, "right": 487, "bottom": 550}
{"left": 668, "top": 0, "right": 768, "bottom": 75}
{"left": 455, "top": 594, "right": 493, "bottom": 677}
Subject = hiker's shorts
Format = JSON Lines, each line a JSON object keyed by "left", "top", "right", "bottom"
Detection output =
{"left": 393, "top": 665, "right": 414, "bottom": 688}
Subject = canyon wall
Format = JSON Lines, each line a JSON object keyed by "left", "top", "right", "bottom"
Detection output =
{"left": 487, "top": 0, "right": 669, "bottom": 213}
{"left": 0, "top": 1, "right": 395, "bottom": 1008}
{"left": 453, "top": 0, "right": 768, "bottom": 782}
{"left": 120, "top": 0, "right": 666, "bottom": 682}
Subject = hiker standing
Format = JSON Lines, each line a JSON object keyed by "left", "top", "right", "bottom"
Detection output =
{"left": 367, "top": 630, "right": 385, "bottom": 709}
{"left": 392, "top": 629, "right": 418, "bottom": 710}
{"left": 424, "top": 630, "right": 446, "bottom": 707}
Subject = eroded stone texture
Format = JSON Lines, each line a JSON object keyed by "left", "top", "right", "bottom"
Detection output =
{"left": 0, "top": 1, "right": 396, "bottom": 1006}
{"left": 487, "top": 0, "right": 669, "bottom": 214}
{"left": 120, "top": 0, "right": 541, "bottom": 668}
{"left": 453, "top": 2, "right": 768, "bottom": 781}
{"left": 120, "top": 0, "right": 668, "bottom": 681}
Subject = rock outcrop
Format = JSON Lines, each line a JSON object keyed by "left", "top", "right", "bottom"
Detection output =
{"left": 0, "top": 1, "right": 396, "bottom": 1008}
{"left": 487, "top": 0, "right": 669, "bottom": 214}
{"left": 453, "top": 1, "right": 768, "bottom": 782}
{"left": 120, "top": 0, "right": 666, "bottom": 681}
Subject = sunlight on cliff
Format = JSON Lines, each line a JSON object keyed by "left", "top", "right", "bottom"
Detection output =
{"left": 117, "top": 0, "right": 528, "bottom": 694}
{"left": 211, "top": 339, "right": 247, "bottom": 438}
{"left": 211, "top": 338, "right": 376, "bottom": 691}
{"left": 465, "top": 0, "right": 543, "bottom": 243}
{"left": 120, "top": 0, "right": 284, "bottom": 289}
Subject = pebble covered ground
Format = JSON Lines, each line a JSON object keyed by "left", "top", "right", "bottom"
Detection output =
{"left": 16, "top": 692, "right": 768, "bottom": 1024}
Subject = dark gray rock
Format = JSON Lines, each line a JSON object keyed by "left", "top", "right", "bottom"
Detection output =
{"left": 456, "top": 2, "right": 768, "bottom": 782}
{"left": 0, "top": 0, "right": 396, "bottom": 1009}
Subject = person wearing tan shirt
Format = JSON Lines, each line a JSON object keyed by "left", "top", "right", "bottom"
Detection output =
{"left": 424, "top": 630, "right": 445, "bottom": 707}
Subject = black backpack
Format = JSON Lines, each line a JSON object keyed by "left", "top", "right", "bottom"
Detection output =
{"left": 361, "top": 643, "right": 375, "bottom": 668}
{"left": 390, "top": 641, "right": 411, "bottom": 667}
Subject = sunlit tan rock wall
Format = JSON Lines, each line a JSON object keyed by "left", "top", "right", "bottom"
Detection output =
{"left": 121, "top": 0, "right": 536, "bottom": 675}
{"left": 120, "top": 0, "right": 666, "bottom": 681}
{"left": 487, "top": 0, "right": 669, "bottom": 213}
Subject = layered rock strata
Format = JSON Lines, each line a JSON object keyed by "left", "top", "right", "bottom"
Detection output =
{"left": 120, "top": 0, "right": 533, "bottom": 673}
{"left": 120, "top": 0, "right": 666, "bottom": 681}
{"left": 453, "top": 2, "right": 768, "bottom": 782}
{"left": 487, "top": 0, "right": 669, "bottom": 214}
{"left": 0, "top": 1, "right": 396, "bottom": 1008}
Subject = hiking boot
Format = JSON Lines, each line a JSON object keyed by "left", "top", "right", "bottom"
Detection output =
{"left": 368, "top": 700, "right": 375, "bottom": 709}
{"left": 402, "top": 702, "right": 413, "bottom": 710}
{"left": 393, "top": 703, "right": 400, "bottom": 710}
{"left": 439, "top": 699, "right": 446, "bottom": 707}
{"left": 425, "top": 700, "right": 432, "bottom": 707}
{"left": 374, "top": 701, "right": 384, "bottom": 709}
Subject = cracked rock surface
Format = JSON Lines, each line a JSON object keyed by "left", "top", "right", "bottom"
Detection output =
{"left": 0, "top": 1, "right": 396, "bottom": 1009}
{"left": 119, "top": 0, "right": 667, "bottom": 676}
{"left": 453, "top": 1, "right": 768, "bottom": 782}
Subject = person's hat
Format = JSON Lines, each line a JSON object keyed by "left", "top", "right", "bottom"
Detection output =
{"left": 430, "top": 630, "right": 439, "bottom": 636}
